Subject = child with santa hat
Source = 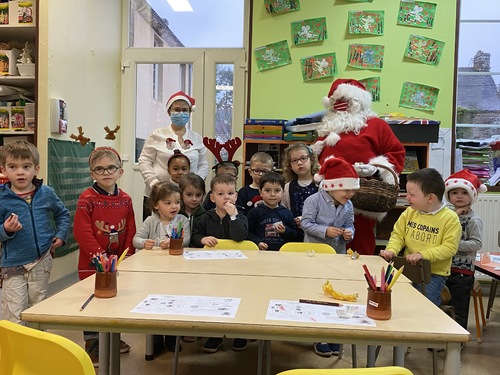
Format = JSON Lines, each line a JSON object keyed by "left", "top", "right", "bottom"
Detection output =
{"left": 312, "top": 78, "right": 405, "bottom": 255}
{"left": 301, "top": 156, "right": 359, "bottom": 357}
{"left": 444, "top": 169, "right": 486, "bottom": 332}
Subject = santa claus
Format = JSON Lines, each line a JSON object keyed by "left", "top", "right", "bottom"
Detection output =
{"left": 312, "top": 78, "right": 405, "bottom": 255}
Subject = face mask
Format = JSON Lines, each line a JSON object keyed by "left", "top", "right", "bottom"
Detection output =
{"left": 170, "top": 112, "right": 190, "bottom": 127}
{"left": 333, "top": 99, "right": 349, "bottom": 112}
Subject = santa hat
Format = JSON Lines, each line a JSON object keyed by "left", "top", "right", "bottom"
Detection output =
{"left": 323, "top": 78, "right": 372, "bottom": 109}
{"left": 445, "top": 169, "right": 487, "bottom": 205}
{"left": 314, "top": 156, "right": 360, "bottom": 191}
{"left": 166, "top": 91, "right": 196, "bottom": 112}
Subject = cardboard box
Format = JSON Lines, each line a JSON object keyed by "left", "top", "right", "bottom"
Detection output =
{"left": 0, "top": 49, "right": 21, "bottom": 76}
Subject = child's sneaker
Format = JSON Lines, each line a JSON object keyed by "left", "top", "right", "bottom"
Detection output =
{"left": 232, "top": 338, "right": 247, "bottom": 351}
{"left": 85, "top": 339, "right": 99, "bottom": 367}
{"left": 313, "top": 342, "right": 332, "bottom": 357}
{"left": 120, "top": 340, "right": 131, "bottom": 354}
{"left": 203, "top": 337, "right": 223, "bottom": 353}
{"left": 329, "top": 343, "right": 341, "bottom": 356}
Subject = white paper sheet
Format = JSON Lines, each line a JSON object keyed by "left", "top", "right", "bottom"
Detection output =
{"left": 183, "top": 250, "right": 248, "bottom": 260}
{"left": 130, "top": 294, "right": 241, "bottom": 318}
{"left": 266, "top": 299, "right": 376, "bottom": 327}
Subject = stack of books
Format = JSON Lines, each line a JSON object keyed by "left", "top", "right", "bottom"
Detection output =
{"left": 244, "top": 119, "right": 285, "bottom": 140}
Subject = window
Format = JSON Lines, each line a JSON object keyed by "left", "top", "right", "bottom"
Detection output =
{"left": 456, "top": 0, "right": 500, "bottom": 139}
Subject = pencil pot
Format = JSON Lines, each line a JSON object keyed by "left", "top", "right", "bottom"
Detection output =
{"left": 366, "top": 288, "right": 391, "bottom": 320}
{"left": 169, "top": 238, "right": 184, "bottom": 256}
{"left": 94, "top": 272, "right": 117, "bottom": 298}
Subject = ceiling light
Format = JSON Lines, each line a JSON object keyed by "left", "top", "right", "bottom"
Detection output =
{"left": 166, "top": 0, "right": 193, "bottom": 12}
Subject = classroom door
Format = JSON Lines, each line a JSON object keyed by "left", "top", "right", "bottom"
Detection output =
{"left": 120, "top": 48, "right": 246, "bottom": 225}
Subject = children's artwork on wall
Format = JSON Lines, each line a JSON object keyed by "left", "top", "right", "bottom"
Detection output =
{"left": 264, "top": 0, "right": 300, "bottom": 14}
{"left": 292, "top": 17, "right": 327, "bottom": 45}
{"left": 397, "top": 1, "right": 437, "bottom": 29}
{"left": 300, "top": 52, "right": 337, "bottom": 82}
{"left": 348, "top": 10, "right": 384, "bottom": 35}
{"left": 399, "top": 82, "right": 439, "bottom": 111}
{"left": 359, "top": 77, "right": 381, "bottom": 102}
{"left": 348, "top": 44, "right": 384, "bottom": 70}
{"left": 254, "top": 40, "right": 292, "bottom": 71}
{"left": 404, "top": 34, "right": 444, "bottom": 66}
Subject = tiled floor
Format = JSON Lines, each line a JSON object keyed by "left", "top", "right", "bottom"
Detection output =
{"left": 2, "top": 284, "right": 499, "bottom": 374}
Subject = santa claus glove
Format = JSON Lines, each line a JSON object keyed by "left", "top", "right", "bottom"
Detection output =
{"left": 353, "top": 163, "right": 378, "bottom": 177}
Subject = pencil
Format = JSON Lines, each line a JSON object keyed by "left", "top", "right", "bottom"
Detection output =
{"left": 116, "top": 247, "right": 130, "bottom": 268}
{"left": 80, "top": 294, "right": 95, "bottom": 311}
{"left": 299, "top": 299, "right": 343, "bottom": 307}
{"left": 387, "top": 265, "right": 405, "bottom": 291}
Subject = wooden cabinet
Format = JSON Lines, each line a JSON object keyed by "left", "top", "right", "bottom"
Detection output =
{"left": 0, "top": 0, "right": 37, "bottom": 146}
{"left": 242, "top": 139, "right": 314, "bottom": 186}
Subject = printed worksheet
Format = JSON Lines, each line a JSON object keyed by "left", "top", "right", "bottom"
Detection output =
{"left": 130, "top": 294, "right": 241, "bottom": 318}
{"left": 266, "top": 300, "right": 376, "bottom": 327}
{"left": 183, "top": 250, "right": 248, "bottom": 260}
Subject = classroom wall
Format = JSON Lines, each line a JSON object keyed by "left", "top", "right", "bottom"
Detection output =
{"left": 37, "top": 0, "right": 123, "bottom": 282}
{"left": 249, "top": 1, "right": 457, "bottom": 131}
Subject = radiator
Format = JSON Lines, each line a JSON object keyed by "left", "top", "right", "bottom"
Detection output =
{"left": 475, "top": 194, "right": 500, "bottom": 252}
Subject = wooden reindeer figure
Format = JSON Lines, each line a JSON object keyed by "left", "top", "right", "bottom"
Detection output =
{"left": 70, "top": 126, "right": 91, "bottom": 146}
{"left": 104, "top": 125, "right": 121, "bottom": 140}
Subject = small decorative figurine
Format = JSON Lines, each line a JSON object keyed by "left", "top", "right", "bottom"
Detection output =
{"left": 70, "top": 126, "right": 91, "bottom": 146}
{"left": 104, "top": 125, "right": 120, "bottom": 140}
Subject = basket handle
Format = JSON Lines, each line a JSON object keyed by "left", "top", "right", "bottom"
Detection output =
{"left": 371, "top": 164, "right": 399, "bottom": 186}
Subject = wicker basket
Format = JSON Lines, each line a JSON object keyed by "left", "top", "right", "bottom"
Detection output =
{"left": 350, "top": 164, "right": 399, "bottom": 213}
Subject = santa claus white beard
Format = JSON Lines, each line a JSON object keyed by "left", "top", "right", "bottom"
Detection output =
{"left": 317, "top": 109, "right": 374, "bottom": 137}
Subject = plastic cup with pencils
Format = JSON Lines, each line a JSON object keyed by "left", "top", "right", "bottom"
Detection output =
{"left": 363, "top": 264, "right": 393, "bottom": 320}
{"left": 169, "top": 222, "right": 184, "bottom": 255}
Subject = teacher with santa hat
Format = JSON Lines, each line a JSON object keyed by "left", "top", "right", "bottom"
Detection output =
{"left": 312, "top": 78, "right": 405, "bottom": 255}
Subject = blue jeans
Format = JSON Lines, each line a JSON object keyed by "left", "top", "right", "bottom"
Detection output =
{"left": 413, "top": 274, "right": 446, "bottom": 306}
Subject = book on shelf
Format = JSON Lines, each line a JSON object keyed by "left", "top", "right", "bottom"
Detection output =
{"left": 244, "top": 125, "right": 283, "bottom": 131}
{"left": 244, "top": 135, "right": 282, "bottom": 140}
{"left": 403, "top": 150, "right": 419, "bottom": 173}
{"left": 245, "top": 118, "right": 286, "bottom": 125}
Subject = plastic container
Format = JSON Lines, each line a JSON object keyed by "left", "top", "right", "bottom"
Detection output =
{"left": 94, "top": 272, "right": 117, "bottom": 298}
{"left": 366, "top": 288, "right": 392, "bottom": 320}
{"left": 169, "top": 238, "right": 184, "bottom": 255}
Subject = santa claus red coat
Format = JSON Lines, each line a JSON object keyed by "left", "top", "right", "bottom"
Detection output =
{"left": 313, "top": 79, "right": 405, "bottom": 255}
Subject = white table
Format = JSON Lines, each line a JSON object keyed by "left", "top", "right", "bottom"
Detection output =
{"left": 22, "top": 271, "right": 468, "bottom": 375}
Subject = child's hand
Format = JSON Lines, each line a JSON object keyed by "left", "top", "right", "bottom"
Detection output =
{"left": 294, "top": 216, "right": 302, "bottom": 229}
{"left": 274, "top": 221, "right": 285, "bottom": 234}
{"left": 143, "top": 239, "right": 155, "bottom": 250}
{"left": 224, "top": 202, "right": 238, "bottom": 217}
{"left": 49, "top": 237, "right": 64, "bottom": 256}
{"left": 379, "top": 249, "right": 394, "bottom": 261}
{"left": 201, "top": 236, "right": 218, "bottom": 247}
{"left": 406, "top": 252, "right": 423, "bottom": 265}
{"left": 326, "top": 226, "right": 344, "bottom": 238}
{"left": 4, "top": 213, "right": 22, "bottom": 233}
{"left": 456, "top": 206, "right": 471, "bottom": 216}
{"left": 159, "top": 239, "right": 170, "bottom": 250}
{"left": 342, "top": 229, "right": 352, "bottom": 241}
{"left": 258, "top": 242, "right": 268, "bottom": 250}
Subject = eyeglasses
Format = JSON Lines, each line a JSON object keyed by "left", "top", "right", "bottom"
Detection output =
{"left": 170, "top": 108, "right": 190, "bottom": 114}
{"left": 92, "top": 165, "right": 120, "bottom": 175}
{"left": 249, "top": 169, "right": 271, "bottom": 175}
{"left": 290, "top": 155, "right": 310, "bottom": 165}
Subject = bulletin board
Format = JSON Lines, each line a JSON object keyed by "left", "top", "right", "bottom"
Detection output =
{"left": 250, "top": 1, "right": 457, "bottom": 127}
{"left": 47, "top": 138, "right": 94, "bottom": 257}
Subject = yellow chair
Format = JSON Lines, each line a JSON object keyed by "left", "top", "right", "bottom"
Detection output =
{"left": 280, "top": 242, "right": 336, "bottom": 254}
{"left": 204, "top": 239, "right": 259, "bottom": 250}
{"left": 276, "top": 367, "right": 414, "bottom": 375}
{"left": 0, "top": 320, "right": 95, "bottom": 374}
